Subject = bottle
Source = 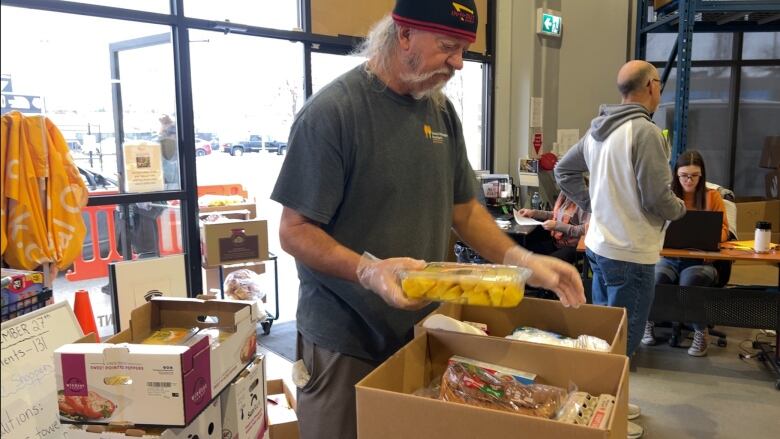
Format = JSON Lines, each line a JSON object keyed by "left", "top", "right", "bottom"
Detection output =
{"left": 754, "top": 221, "right": 771, "bottom": 253}
{"left": 531, "top": 192, "right": 541, "bottom": 210}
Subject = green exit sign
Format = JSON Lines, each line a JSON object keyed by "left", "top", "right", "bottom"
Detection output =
{"left": 536, "top": 9, "right": 562, "bottom": 37}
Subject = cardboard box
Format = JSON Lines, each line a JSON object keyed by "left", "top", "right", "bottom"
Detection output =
{"left": 66, "top": 394, "right": 222, "bottom": 439}
{"left": 55, "top": 298, "right": 259, "bottom": 427}
{"left": 201, "top": 219, "right": 269, "bottom": 268}
{"left": 418, "top": 297, "right": 628, "bottom": 355}
{"left": 266, "top": 379, "right": 298, "bottom": 439}
{"left": 222, "top": 355, "right": 268, "bottom": 439}
{"left": 200, "top": 202, "right": 257, "bottom": 219}
{"left": 735, "top": 199, "right": 779, "bottom": 236}
{"left": 356, "top": 330, "right": 628, "bottom": 439}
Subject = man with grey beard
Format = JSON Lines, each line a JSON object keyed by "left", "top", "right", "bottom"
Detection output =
{"left": 271, "top": 1, "right": 585, "bottom": 437}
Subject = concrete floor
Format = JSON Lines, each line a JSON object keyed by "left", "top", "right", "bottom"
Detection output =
{"left": 630, "top": 326, "right": 780, "bottom": 439}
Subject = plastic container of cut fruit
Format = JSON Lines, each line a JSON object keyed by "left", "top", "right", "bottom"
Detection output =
{"left": 400, "top": 262, "right": 531, "bottom": 307}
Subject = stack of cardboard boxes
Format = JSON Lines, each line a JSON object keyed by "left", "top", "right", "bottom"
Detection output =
{"left": 198, "top": 199, "right": 270, "bottom": 295}
{"left": 53, "top": 297, "right": 271, "bottom": 439}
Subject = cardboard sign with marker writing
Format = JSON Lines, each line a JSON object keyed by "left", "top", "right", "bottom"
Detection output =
{"left": 1, "top": 301, "right": 83, "bottom": 439}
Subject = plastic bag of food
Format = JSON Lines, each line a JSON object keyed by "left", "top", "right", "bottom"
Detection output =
{"left": 223, "top": 269, "right": 265, "bottom": 301}
{"left": 506, "top": 326, "right": 611, "bottom": 352}
{"left": 439, "top": 355, "right": 566, "bottom": 418}
{"left": 400, "top": 262, "right": 531, "bottom": 307}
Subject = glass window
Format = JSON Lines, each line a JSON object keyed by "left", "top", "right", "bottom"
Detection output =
{"left": 48, "top": 0, "right": 169, "bottom": 14}
{"left": 1, "top": 7, "right": 178, "bottom": 194}
{"left": 743, "top": 32, "right": 780, "bottom": 60}
{"left": 311, "top": 52, "right": 366, "bottom": 94}
{"left": 653, "top": 66, "right": 732, "bottom": 187}
{"left": 444, "top": 61, "right": 484, "bottom": 170}
{"left": 646, "top": 33, "right": 733, "bottom": 62}
{"left": 734, "top": 66, "right": 780, "bottom": 198}
{"left": 184, "top": 0, "right": 299, "bottom": 31}
{"left": 54, "top": 201, "right": 183, "bottom": 338}
{"left": 190, "top": 30, "right": 304, "bottom": 323}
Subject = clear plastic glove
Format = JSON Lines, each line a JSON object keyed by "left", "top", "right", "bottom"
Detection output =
{"left": 356, "top": 252, "right": 430, "bottom": 310}
{"left": 504, "top": 246, "right": 585, "bottom": 308}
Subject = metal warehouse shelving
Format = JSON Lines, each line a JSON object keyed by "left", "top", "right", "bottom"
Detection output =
{"left": 635, "top": 0, "right": 780, "bottom": 162}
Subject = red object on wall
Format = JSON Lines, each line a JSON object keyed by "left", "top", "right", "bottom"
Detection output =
{"left": 533, "top": 133, "right": 543, "bottom": 155}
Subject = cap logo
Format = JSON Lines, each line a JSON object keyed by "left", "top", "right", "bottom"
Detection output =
{"left": 451, "top": 2, "right": 475, "bottom": 23}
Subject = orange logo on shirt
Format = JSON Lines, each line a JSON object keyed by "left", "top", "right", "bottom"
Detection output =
{"left": 423, "top": 124, "right": 433, "bottom": 139}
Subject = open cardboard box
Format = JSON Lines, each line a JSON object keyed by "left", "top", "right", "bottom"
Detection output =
{"left": 356, "top": 329, "right": 628, "bottom": 439}
{"left": 55, "top": 298, "right": 259, "bottom": 427}
{"left": 222, "top": 355, "right": 268, "bottom": 439}
{"left": 266, "top": 379, "right": 298, "bottom": 439}
{"left": 417, "top": 297, "right": 627, "bottom": 355}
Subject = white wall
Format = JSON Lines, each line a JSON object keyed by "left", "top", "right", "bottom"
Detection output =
{"left": 493, "top": 0, "right": 632, "bottom": 180}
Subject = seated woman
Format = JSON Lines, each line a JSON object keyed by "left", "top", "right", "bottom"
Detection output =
{"left": 516, "top": 191, "right": 590, "bottom": 263}
{"left": 642, "top": 150, "right": 730, "bottom": 357}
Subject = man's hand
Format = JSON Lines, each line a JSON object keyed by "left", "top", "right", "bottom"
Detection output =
{"left": 517, "top": 208, "right": 534, "bottom": 218}
{"left": 504, "top": 246, "right": 585, "bottom": 308}
{"left": 541, "top": 219, "right": 557, "bottom": 231}
{"left": 356, "top": 252, "right": 431, "bottom": 310}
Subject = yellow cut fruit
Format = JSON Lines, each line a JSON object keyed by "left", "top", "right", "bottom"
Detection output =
{"left": 501, "top": 283, "right": 524, "bottom": 307}
{"left": 474, "top": 282, "right": 489, "bottom": 295}
{"left": 426, "top": 280, "right": 454, "bottom": 299}
{"left": 402, "top": 277, "right": 436, "bottom": 298}
{"left": 488, "top": 285, "right": 505, "bottom": 307}
{"left": 464, "top": 290, "right": 491, "bottom": 306}
{"left": 459, "top": 280, "right": 477, "bottom": 291}
{"left": 441, "top": 285, "right": 463, "bottom": 302}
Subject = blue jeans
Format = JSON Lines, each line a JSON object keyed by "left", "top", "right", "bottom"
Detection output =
{"left": 586, "top": 249, "right": 656, "bottom": 357}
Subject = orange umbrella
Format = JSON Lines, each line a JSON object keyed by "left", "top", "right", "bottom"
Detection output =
{"left": 1, "top": 111, "right": 88, "bottom": 271}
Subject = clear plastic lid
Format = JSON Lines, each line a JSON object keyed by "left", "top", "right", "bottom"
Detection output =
{"left": 400, "top": 262, "right": 532, "bottom": 307}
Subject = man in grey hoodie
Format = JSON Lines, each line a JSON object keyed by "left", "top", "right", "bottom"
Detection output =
{"left": 555, "top": 60, "right": 685, "bottom": 356}
{"left": 556, "top": 60, "right": 685, "bottom": 438}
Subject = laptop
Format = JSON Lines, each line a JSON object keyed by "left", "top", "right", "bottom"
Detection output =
{"left": 663, "top": 210, "right": 723, "bottom": 251}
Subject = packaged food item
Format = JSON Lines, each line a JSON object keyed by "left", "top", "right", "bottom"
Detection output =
{"left": 556, "top": 392, "right": 615, "bottom": 429}
{"left": 400, "top": 262, "right": 530, "bottom": 307}
{"left": 506, "top": 326, "right": 611, "bottom": 352}
{"left": 439, "top": 355, "right": 566, "bottom": 419}
{"left": 223, "top": 268, "right": 265, "bottom": 301}
{"left": 141, "top": 327, "right": 199, "bottom": 345}
{"left": 421, "top": 314, "right": 487, "bottom": 336}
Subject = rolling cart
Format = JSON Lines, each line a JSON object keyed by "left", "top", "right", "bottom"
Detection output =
{"left": 216, "top": 252, "right": 280, "bottom": 335}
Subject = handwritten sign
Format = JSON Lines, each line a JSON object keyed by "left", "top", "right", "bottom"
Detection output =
{"left": 1, "top": 302, "right": 83, "bottom": 439}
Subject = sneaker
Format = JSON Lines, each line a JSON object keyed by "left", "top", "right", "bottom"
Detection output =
{"left": 628, "top": 420, "right": 644, "bottom": 439}
{"left": 688, "top": 329, "right": 709, "bottom": 357}
{"left": 641, "top": 321, "right": 657, "bottom": 346}
{"left": 627, "top": 403, "right": 641, "bottom": 420}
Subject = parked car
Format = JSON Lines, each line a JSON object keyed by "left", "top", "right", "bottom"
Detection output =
{"left": 264, "top": 140, "right": 288, "bottom": 155}
{"left": 221, "top": 134, "right": 264, "bottom": 156}
{"left": 77, "top": 166, "right": 119, "bottom": 260}
{"left": 195, "top": 139, "right": 212, "bottom": 156}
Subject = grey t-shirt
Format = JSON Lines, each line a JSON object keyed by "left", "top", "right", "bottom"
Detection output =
{"left": 271, "top": 65, "right": 476, "bottom": 361}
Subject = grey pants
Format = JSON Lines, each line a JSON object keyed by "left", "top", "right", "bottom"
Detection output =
{"left": 296, "top": 333, "right": 379, "bottom": 439}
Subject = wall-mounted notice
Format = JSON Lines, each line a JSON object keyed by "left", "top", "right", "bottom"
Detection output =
{"left": 530, "top": 97, "right": 544, "bottom": 128}
{"left": 1, "top": 302, "right": 83, "bottom": 439}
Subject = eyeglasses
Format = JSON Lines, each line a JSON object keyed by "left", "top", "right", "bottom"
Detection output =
{"left": 678, "top": 173, "right": 701, "bottom": 181}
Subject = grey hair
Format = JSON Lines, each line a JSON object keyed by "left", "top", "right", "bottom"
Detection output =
{"left": 353, "top": 14, "right": 449, "bottom": 110}
{"left": 617, "top": 63, "right": 655, "bottom": 97}
{"left": 353, "top": 15, "right": 398, "bottom": 77}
